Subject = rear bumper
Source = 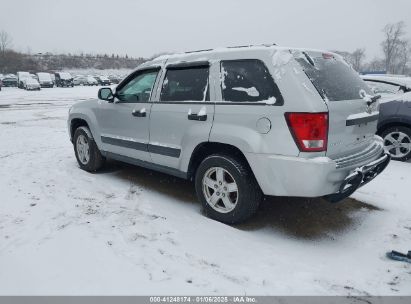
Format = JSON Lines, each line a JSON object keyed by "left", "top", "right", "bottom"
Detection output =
{"left": 324, "top": 153, "right": 390, "bottom": 202}
{"left": 245, "top": 136, "right": 389, "bottom": 198}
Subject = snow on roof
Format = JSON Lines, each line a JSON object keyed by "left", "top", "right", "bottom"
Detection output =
{"left": 59, "top": 72, "right": 72, "bottom": 79}
{"left": 140, "top": 44, "right": 339, "bottom": 70}
{"left": 26, "top": 78, "right": 38, "bottom": 84}
{"left": 37, "top": 73, "right": 52, "bottom": 81}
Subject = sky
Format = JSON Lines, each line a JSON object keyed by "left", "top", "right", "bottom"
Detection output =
{"left": 0, "top": 0, "right": 410, "bottom": 60}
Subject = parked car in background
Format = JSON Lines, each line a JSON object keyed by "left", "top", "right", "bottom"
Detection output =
{"left": 1, "top": 75, "right": 18, "bottom": 87}
{"left": 68, "top": 46, "right": 389, "bottom": 224}
{"left": 36, "top": 72, "right": 54, "bottom": 88}
{"left": 50, "top": 73, "right": 56, "bottom": 85}
{"left": 17, "top": 71, "right": 31, "bottom": 89}
{"left": 87, "top": 76, "right": 98, "bottom": 86}
{"left": 73, "top": 76, "right": 88, "bottom": 86}
{"left": 362, "top": 75, "right": 411, "bottom": 161}
{"left": 73, "top": 75, "right": 98, "bottom": 86}
{"left": 55, "top": 72, "right": 74, "bottom": 87}
{"left": 95, "top": 75, "right": 111, "bottom": 86}
{"left": 108, "top": 75, "right": 121, "bottom": 84}
{"left": 24, "top": 78, "right": 41, "bottom": 90}
{"left": 362, "top": 75, "right": 411, "bottom": 96}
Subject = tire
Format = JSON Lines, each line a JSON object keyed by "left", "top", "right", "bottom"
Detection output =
{"left": 381, "top": 126, "right": 411, "bottom": 161}
{"left": 195, "top": 154, "right": 262, "bottom": 224}
{"left": 73, "top": 126, "right": 105, "bottom": 172}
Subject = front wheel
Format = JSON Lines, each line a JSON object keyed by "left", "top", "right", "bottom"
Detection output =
{"left": 381, "top": 126, "right": 411, "bottom": 161}
{"left": 195, "top": 154, "right": 262, "bottom": 224}
{"left": 73, "top": 126, "right": 105, "bottom": 172}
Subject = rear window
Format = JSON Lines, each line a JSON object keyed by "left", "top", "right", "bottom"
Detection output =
{"left": 160, "top": 67, "right": 209, "bottom": 101}
{"left": 295, "top": 53, "right": 372, "bottom": 101}
{"left": 221, "top": 59, "right": 283, "bottom": 104}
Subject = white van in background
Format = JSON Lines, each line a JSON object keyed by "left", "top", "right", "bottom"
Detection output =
{"left": 36, "top": 72, "right": 54, "bottom": 88}
{"left": 17, "top": 71, "right": 30, "bottom": 89}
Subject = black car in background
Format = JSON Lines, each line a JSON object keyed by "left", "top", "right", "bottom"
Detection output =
{"left": 94, "top": 76, "right": 111, "bottom": 86}
{"left": 362, "top": 75, "right": 411, "bottom": 161}
{"left": 55, "top": 72, "right": 74, "bottom": 87}
{"left": 108, "top": 75, "right": 121, "bottom": 84}
{"left": 1, "top": 76, "right": 18, "bottom": 87}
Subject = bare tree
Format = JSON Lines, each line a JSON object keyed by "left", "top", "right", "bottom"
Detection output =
{"left": 351, "top": 48, "right": 366, "bottom": 72}
{"left": 381, "top": 21, "right": 406, "bottom": 73}
{"left": 0, "top": 30, "right": 13, "bottom": 54}
{"left": 397, "top": 40, "right": 411, "bottom": 75}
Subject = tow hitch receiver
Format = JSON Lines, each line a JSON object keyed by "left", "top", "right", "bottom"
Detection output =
{"left": 324, "top": 153, "right": 390, "bottom": 203}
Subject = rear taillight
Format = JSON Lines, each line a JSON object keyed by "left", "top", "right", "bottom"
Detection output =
{"left": 285, "top": 112, "right": 328, "bottom": 152}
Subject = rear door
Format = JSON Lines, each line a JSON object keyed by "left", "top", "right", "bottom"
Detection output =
{"left": 149, "top": 62, "right": 215, "bottom": 170}
{"left": 295, "top": 51, "right": 379, "bottom": 158}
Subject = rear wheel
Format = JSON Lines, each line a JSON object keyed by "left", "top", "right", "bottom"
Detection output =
{"left": 195, "top": 154, "right": 262, "bottom": 224}
{"left": 381, "top": 126, "right": 411, "bottom": 161}
{"left": 73, "top": 126, "right": 105, "bottom": 172}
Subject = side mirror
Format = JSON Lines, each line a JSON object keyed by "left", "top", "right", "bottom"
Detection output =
{"left": 98, "top": 87, "right": 114, "bottom": 102}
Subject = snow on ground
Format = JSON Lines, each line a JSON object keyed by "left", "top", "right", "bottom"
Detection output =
{"left": 0, "top": 87, "right": 410, "bottom": 295}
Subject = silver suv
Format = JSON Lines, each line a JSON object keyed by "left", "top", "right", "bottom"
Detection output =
{"left": 68, "top": 46, "right": 390, "bottom": 224}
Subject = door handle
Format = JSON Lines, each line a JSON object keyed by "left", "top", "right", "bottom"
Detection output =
{"left": 187, "top": 107, "right": 207, "bottom": 121}
{"left": 188, "top": 113, "right": 207, "bottom": 121}
{"left": 132, "top": 108, "right": 146, "bottom": 117}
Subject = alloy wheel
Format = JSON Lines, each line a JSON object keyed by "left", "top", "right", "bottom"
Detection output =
{"left": 383, "top": 131, "right": 411, "bottom": 159}
{"left": 202, "top": 167, "right": 239, "bottom": 213}
{"left": 76, "top": 134, "right": 90, "bottom": 165}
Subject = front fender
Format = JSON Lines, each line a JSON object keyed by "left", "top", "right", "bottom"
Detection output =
{"left": 68, "top": 104, "right": 102, "bottom": 148}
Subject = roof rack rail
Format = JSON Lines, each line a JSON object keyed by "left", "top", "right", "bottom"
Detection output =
{"left": 185, "top": 49, "right": 213, "bottom": 54}
{"left": 227, "top": 43, "right": 277, "bottom": 49}
{"left": 184, "top": 43, "right": 278, "bottom": 54}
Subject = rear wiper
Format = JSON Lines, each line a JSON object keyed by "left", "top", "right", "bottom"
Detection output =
{"left": 302, "top": 52, "right": 315, "bottom": 67}
{"left": 367, "top": 94, "right": 381, "bottom": 107}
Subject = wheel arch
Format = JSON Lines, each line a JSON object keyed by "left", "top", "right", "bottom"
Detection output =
{"left": 377, "top": 121, "right": 411, "bottom": 135}
{"left": 186, "top": 142, "right": 253, "bottom": 181}
{"left": 70, "top": 118, "right": 90, "bottom": 142}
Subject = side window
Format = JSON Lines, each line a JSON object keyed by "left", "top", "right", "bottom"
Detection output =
{"left": 221, "top": 59, "right": 283, "bottom": 104}
{"left": 116, "top": 69, "right": 159, "bottom": 103}
{"left": 160, "top": 67, "right": 209, "bottom": 101}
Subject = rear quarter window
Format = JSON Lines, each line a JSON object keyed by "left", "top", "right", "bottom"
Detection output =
{"left": 220, "top": 59, "right": 283, "bottom": 105}
{"left": 295, "top": 53, "right": 372, "bottom": 101}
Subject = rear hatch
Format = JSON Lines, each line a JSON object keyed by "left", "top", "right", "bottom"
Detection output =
{"left": 294, "top": 51, "right": 379, "bottom": 158}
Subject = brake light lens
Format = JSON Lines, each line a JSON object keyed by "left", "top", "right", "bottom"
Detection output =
{"left": 285, "top": 112, "right": 328, "bottom": 152}
{"left": 322, "top": 53, "right": 334, "bottom": 59}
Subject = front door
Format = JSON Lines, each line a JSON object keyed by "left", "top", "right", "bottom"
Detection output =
{"left": 95, "top": 69, "right": 160, "bottom": 162}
